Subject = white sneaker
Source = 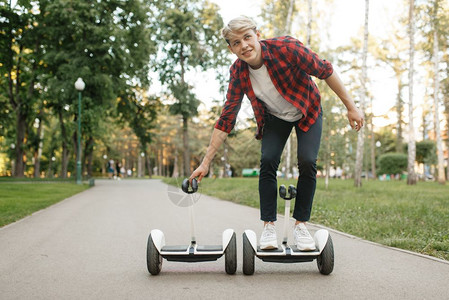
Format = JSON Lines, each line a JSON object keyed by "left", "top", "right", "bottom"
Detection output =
{"left": 260, "top": 223, "right": 278, "bottom": 250}
{"left": 294, "top": 223, "right": 316, "bottom": 251}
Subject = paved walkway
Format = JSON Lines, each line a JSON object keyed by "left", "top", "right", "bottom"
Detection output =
{"left": 1, "top": 179, "right": 448, "bottom": 299}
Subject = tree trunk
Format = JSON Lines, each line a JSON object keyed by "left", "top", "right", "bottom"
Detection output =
{"left": 446, "top": 125, "right": 449, "bottom": 180}
{"left": 8, "top": 41, "right": 26, "bottom": 178}
{"left": 28, "top": 40, "right": 39, "bottom": 178}
{"left": 11, "top": 37, "right": 38, "bottom": 178}
{"left": 354, "top": 0, "right": 369, "bottom": 187}
{"left": 58, "top": 109, "right": 69, "bottom": 178}
{"left": 223, "top": 141, "right": 229, "bottom": 178}
{"left": 445, "top": 93, "right": 449, "bottom": 182}
{"left": 84, "top": 136, "right": 94, "bottom": 178}
{"left": 285, "top": 0, "right": 295, "bottom": 34}
{"left": 61, "top": 147, "right": 69, "bottom": 179}
{"left": 144, "top": 146, "right": 152, "bottom": 178}
{"left": 172, "top": 150, "right": 179, "bottom": 178}
{"left": 307, "top": 0, "right": 312, "bottom": 46}
{"left": 407, "top": 0, "right": 417, "bottom": 185}
{"left": 158, "top": 147, "right": 163, "bottom": 177}
{"left": 72, "top": 129, "right": 78, "bottom": 178}
{"left": 33, "top": 117, "right": 44, "bottom": 178}
{"left": 433, "top": 30, "right": 445, "bottom": 184}
{"left": 137, "top": 153, "right": 142, "bottom": 178}
{"left": 47, "top": 152, "right": 54, "bottom": 178}
{"left": 14, "top": 109, "right": 26, "bottom": 177}
{"left": 72, "top": 114, "right": 83, "bottom": 181}
{"left": 370, "top": 99, "right": 377, "bottom": 179}
{"left": 395, "top": 82, "right": 404, "bottom": 153}
{"left": 325, "top": 134, "right": 330, "bottom": 189}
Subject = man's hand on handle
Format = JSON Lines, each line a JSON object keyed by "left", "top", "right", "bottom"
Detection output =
{"left": 189, "top": 164, "right": 209, "bottom": 184}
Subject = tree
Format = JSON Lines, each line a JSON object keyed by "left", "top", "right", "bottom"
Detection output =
{"left": 153, "top": 0, "right": 229, "bottom": 176}
{"left": 432, "top": 26, "right": 445, "bottom": 184}
{"left": 407, "top": 0, "right": 417, "bottom": 185}
{"left": 0, "top": 1, "right": 43, "bottom": 177}
{"left": 375, "top": 31, "right": 408, "bottom": 154}
{"left": 416, "top": 0, "right": 448, "bottom": 184}
{"left": 40, "top": 0, "right": 155, "bottom": 178}
{"left": 354, "top": 0, "right": 370, "bottom": 187}
{"left": 424, "top": 0, "right": 447, "bottom": 184}
{"left": 415, "top": 140, "right": 437, "bottom": 166}
{"left": 117, "top": 89, "right": 160, "bottom": 178}
{"left": 260, "top": 0, "right": 295, "bottom": 37}
{"left": 378, "top": 153, "right": 408, "bottom": 175}
{"left": 319, "top": 93, "right": 352, "bottom": 185}
{"left": 443, "top": 60, "right": 449, "bottom": 182}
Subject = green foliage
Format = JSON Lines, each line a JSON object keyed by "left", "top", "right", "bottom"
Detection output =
{"left": 152, "top": 0, "right": 229, "bottom": 109}
{"left": 260, "top": 0, "right": 294, "bottom": 36}
{"left": 1, "top": 0, "right": 448, "bottom": 183}
{"left": 0, "top": 1, "right": 44, "bottom": 176}
{"left": 0, "top": 0, "right": 158, "bottom": 177}
{"left": 150, "top": 0, "right": 229, "bottom": 175}
{"left": 117, "top": 92, "right": 160, "bottom": 151}
{"left": 377, "top": 152, "right": 408, "bottom": 175}
{"left": 40, "top": 0, "right": 155, "bottom": 131}
{"left": 168, "top": 82, "right": 200, "bottom": 119}
{"left": 415, "top": 140, "right": 437, "bottom": 165}
{"left": 416, "top": 0, "right": 449, "bottom": 59}
{"left": 375, "top": 127, "right": 399, "bottom": 154}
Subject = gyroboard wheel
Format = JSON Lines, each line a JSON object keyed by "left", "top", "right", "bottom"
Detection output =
{"left": 242, "top": 232, "right": 255, "bottom": 275}
{"left": 225, "top": 232, "right": 237, "bottom": 274}
{"left": 317, "top": 234, "right": 334, "bottom": 275}
{"left": 147, "top": 234, "right": 162, "bottom": 275}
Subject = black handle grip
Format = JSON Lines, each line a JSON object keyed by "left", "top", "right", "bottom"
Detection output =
{"left": 288, "top": 184, "right": 296, "bottom": 199}
{"left": 279, "top": 184, "right": 296, "bottom": 200}
{"left": 182, "top": 178, "right": 198, "bottom": 194}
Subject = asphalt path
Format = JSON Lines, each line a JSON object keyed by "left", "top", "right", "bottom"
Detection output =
{"left": 1, "top": 179, "right": 448, "bottom": 299}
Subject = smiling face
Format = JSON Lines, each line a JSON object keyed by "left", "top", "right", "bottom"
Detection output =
{"left": 227, "top": 29, "right": 263, "bottom": 69}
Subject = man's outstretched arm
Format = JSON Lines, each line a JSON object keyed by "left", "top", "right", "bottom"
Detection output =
{"left": 189, "top": 128, "right": 229, "bottom": 183}
{"left": 325, "top": 72, "right": 364, "bottom": 131}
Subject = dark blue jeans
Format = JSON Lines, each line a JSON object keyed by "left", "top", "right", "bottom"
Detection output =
{"left": 259, "top": 112, "right": 322, "bottom": 222}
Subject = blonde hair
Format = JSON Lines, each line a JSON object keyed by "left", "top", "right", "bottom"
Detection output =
{"left": 221, "top": 16, "right": 257, "bottom": 44}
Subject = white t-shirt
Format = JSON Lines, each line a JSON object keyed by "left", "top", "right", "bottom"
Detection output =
{"left": 249, "top": 64, "right": 303, "bottom": 122}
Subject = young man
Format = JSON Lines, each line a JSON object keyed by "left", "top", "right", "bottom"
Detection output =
{"left": 189, "top": 16, "right": 363, "bottom": 250}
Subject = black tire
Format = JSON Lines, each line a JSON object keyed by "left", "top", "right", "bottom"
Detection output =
{"left": 147, "top": 234, "right": 162, "bottom": 275}
{"left": 242, "top": 232, "right": 255, "bottom": 275}
{"left": 317, "top": 235, "right": 334, "bottom": 275}
{"left": 225, "top": 232, "right": 237, "bottom": 275}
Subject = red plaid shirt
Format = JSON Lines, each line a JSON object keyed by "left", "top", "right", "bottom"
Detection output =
{"left": 215, "top": 36, "right": 333, "bottom": 139}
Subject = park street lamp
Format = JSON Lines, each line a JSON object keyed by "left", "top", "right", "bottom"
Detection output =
{"left": 74, "top": 77, "right": 85, "bottom": 184}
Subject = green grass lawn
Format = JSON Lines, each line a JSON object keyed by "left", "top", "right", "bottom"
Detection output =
{"left": 0, "top": 182, "right": 90, "bottom": 227}
{"left": 163, "top": 177, "right": 449, "bottom": 261}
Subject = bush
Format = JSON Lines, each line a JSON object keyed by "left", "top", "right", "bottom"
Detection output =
{"left": 416, "top": 140, "right": 437, "bottom": 165}
{"left": 378, "top": 153, "right": 408, "bottom": 175}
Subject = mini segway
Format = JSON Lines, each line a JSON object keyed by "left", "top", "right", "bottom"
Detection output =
{"left": 242, "top": 184, "right": 334, "bottom": 275}
{"left": 147, "top": 178, "right": 237, "bottom": 275}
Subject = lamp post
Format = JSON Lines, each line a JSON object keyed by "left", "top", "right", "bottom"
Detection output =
{"left": 74, "top": 77, "right": 85, "bottom": 184}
